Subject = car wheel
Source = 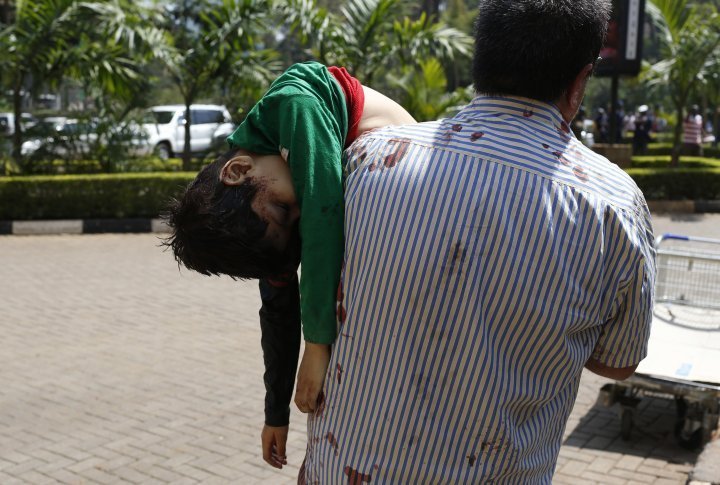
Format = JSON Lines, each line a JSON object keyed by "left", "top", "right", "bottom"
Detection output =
{"left": 155, "top": 142, "right": 172, "bottom": 160}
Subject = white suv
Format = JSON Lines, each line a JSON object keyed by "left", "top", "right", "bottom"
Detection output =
{"left": 142, "top": 104, "right": 235, "bottom": 159}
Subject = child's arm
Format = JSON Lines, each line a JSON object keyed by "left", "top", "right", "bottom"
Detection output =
{"left": 294, "top": 342, "right": 331, "bottom": 413}
{"left": 258, "top": 276, "right": 301, "bottom": 467}
{"left": 358, "top": 84, "right": 417, "bottom": 132}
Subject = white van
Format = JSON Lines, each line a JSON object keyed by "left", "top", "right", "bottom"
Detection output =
{"left": 142, "top": 105, "right": 234, "bottom": 159}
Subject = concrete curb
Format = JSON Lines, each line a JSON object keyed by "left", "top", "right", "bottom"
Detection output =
{"left": 0, "top": 218, "right": 170, "bottom": 235}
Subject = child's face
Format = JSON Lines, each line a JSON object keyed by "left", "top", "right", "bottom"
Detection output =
{"left": 220, "top": 153, "right": 300, "bottom": 256}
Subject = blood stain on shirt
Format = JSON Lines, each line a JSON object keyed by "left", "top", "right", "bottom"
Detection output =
{"left": 337, "top": 304, "right": 347, "bottom": 324}
{"left": 553, "top": 151, "right": 572, "bottom": 166}
{"left": 344, "top": 466, "right": 372, "bottom": 484}
{"left": 336, "top": 363, "right": 343, "bottom": 384}
{"left": 523, "top": 109, "right": 534, "bottom": 118}
{"left": 467, "top": 453, "right": 477, "bottom": 466}
{"left": 326, "top": 432, "right": 339, "bottom": 456}
{"left": 452, "top": 124, "right": 463, "bottom": 132}
{"left": 383, "top": 139, "right": 411, "bottom": 168}
{"left": 315, "top": 398, "right": 326, "bottom": 419}
{"left": 470, "top": 132, "right": 484, "bottom": 142}
{"left": 573, "top": 166, "right": 590, "bottom": 182}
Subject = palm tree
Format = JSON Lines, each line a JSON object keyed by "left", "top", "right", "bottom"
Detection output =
{"left": 284, "top": 0, "right": 472, "bottom": 86}
{"left": 155, "top": 0, "right": 275, "bottom": 170}
{"left": 644, "top": 0, "right": 720, "bottom": 166}
{"left": 387, "top": 58, "right": 472, "bottom": 121}
{"left": 0, "top": 0, "right": 162, "bottom": 172}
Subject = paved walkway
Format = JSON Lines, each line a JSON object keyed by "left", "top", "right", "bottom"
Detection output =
{"left": 0, "top": 225, "right": 716, "bottom": 483}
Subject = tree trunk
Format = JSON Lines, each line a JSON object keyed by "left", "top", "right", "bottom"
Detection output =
{"left": 11, "top": 74, "right": 24, "bottom": 171}
{"left": 182, "top": 102, "right": 192, "bottom": 171}
{"left": 671, "top": 105, "right": 683, "bottom": 168}
{"left": 419, "top": 0, "right": 440, "bottom": 18}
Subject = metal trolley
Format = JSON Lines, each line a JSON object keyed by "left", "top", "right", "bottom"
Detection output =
{"left": 599, "top": 234, "right": 720, "bottom": 448}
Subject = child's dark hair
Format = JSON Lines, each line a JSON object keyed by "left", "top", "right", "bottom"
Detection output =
{"left": 163, "top": 148, "right": 292, "bottom": 279}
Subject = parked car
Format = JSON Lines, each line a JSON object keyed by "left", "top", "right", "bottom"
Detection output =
{"left": 0, "top": 112, "right": 38, "bottom": 136}
{"left": 141, "top": 104, "right": 235, "bottom": 159}
{"left": 21, "top": 117, "right": 96, "bottom": 158}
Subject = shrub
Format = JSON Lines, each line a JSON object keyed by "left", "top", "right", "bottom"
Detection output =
{"left": 3, "top": 161, "right": 720, "bottom": 223}
{"left": 644, "top": 143, "right": 720, "bottom": 158}
{"left": 626, "top": 167, "right": 720, "bottom": 200}
{"left": 632, "top": 156, "right": 720, "bottom": 169}
{"left": 0, "top": 173, "right": 194, "bottom": 220}
{"left": 19, "top": 156, "right": 182, "bottom": 175}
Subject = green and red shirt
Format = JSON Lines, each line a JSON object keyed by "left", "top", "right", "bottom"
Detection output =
{"left": 227, "top": 62, "right": 359, "bottom": 345}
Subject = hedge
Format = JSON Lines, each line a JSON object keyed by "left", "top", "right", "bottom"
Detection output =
{"left": 2, "top": 164, "right": 720, "bottom": 221}
{"left": 0, "top": 173, "right": 194, "bottom": 220}
{"left": 644, "top": 143, "right": 720, "bottom": 158}
{"left": 626, "top": 167, "right": 720, "bottom": 200}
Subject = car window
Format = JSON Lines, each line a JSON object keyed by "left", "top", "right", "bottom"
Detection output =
{"left": 152, "top": 111, "right": 176, "bottom": 125}
{"left": 192, "top": 110, "right": 224, "bottom": 125}
{"left": 60, "top": 123, "right": 81, "bottom": 135}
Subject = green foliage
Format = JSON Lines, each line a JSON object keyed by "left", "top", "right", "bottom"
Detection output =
{"left": 627, "top": 154, "right": 720, "bottom": 200}
{"left": 16, "top": 156, "right": 182, "bottom": 175}
{"left": 0, "top": 0, "right": 164, "bottom": 170}
{"left": 644, "top": 0, "right": 720, "bottom": 165}
{"left": 641, "top": 144, "right": 720, "bottom": 158}
{"left": 626, "top": 166, "right": 720, "bottom": 200}
{"left": 154, "top": 0, "right": 278, "bottom": 168}
{"left": 387, "top": 58, "right": 472, "bottom": 121}
{"left": 442, "top": 0, "right": 474, "bottom": 35}
{"left": 284, "top": 0, "right": 472, "bottom": 87}
{"left": 0, "top": 172, "right": 194, "bottom": 220}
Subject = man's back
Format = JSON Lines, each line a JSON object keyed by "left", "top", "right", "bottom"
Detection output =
{"left": 304, "top": 96, "right": 655, "bottom": 483}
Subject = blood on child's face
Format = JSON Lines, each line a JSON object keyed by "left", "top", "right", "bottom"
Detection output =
{"left": 248, "top": 154, "right": 300, "bottom": 257}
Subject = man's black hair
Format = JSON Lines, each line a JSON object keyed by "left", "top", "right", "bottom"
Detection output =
{"left": 472, "top": 0, "right": 611, "bottom": 102}
{"left": 163, "top": 148, "right": 298, "bottom": 280}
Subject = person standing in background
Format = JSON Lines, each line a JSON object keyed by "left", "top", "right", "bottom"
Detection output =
{"left": 683, "top": 104, "right": 704, "bottom": 156}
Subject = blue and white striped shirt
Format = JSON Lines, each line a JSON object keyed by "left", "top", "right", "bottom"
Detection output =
{"left": 303, "top": 95, "right": 656, "bottom": 484}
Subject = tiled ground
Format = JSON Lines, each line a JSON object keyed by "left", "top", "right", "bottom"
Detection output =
{"left": 0, "top": 232, "right": 714, "bottom": 484}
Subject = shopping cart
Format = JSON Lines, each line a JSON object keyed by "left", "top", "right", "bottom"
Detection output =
{"left": 599, "top": 234, "right": 720, "bottom": 448}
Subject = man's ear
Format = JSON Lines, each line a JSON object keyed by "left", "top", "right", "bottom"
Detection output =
{"left": 220, "top": 155, "right": 254, "bottom": 186}
{"left": 557, "top": 63, "right": 594, "bottom": 122}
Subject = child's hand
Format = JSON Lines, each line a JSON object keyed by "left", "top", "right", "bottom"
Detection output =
{"left": 294, "top": 342, "right": 330, "bottom": 413}
{"left": 261, "top": 424, "right": 288, "bottom": 469}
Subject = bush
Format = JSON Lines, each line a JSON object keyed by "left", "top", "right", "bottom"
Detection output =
{"left": 20, "top": 156, "right": 182, "bottom": 175}
{"left": 0, "top": 173, "right": 194, "bottom": 220}
{"left": 626, "top": 168, "right": 720, "bottom": 200}
{"left": 632, "top": 155, "right": 720, "bottom": 169}
{"left": 626, "top": 155, "right": 720, "bottom": 200}
{"left": 3, "top": 161, "right": 720, "bottom": 223}
{"left": 644, "top": 143, "right": 720, "bottom": 158}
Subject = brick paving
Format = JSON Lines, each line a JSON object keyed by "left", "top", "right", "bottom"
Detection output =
{"left": 0, "top": 233, "right": 712, "bottom": 484}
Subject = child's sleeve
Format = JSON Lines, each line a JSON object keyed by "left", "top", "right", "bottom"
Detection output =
{"left": 270, "top": 93, "right": 345, "bottom": 344}
{"left": 259, "top": 276, "right": 302, "bottom": 426}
